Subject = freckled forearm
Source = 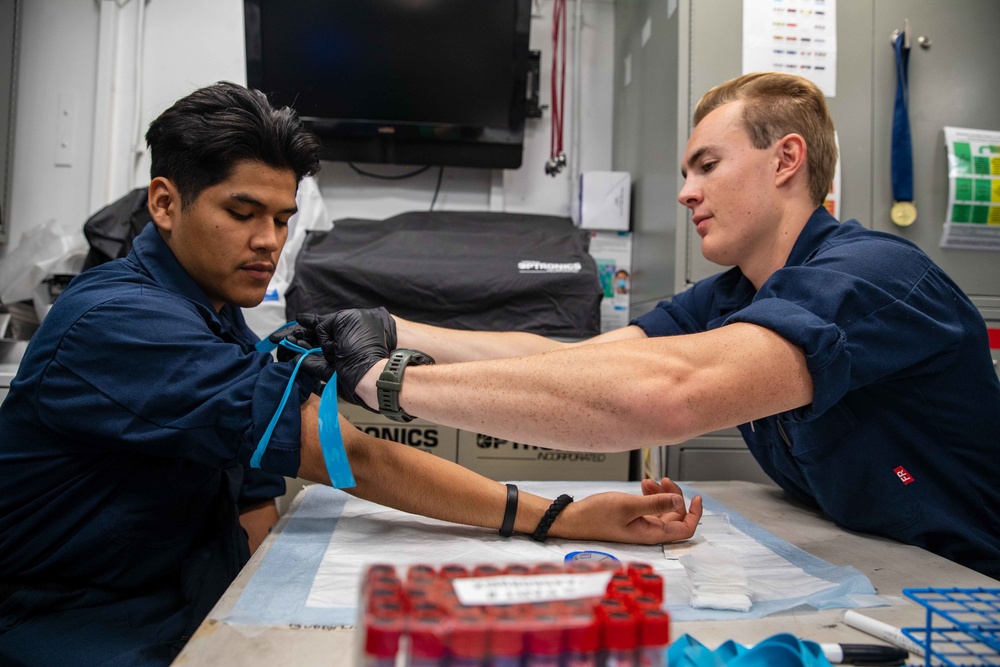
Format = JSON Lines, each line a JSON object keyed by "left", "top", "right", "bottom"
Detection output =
{"left": 393, "top": 324, "right": 812, "bottom": 451}
{"left": 398, "top": 346, "right": 685, "bottom": 450}
{"left": 395, "top": 316, "right": 567, "bottom": 363}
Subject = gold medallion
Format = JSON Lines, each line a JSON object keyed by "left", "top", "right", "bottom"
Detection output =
{"left": 891, "top": 201, "right": 917, "bottom": 227}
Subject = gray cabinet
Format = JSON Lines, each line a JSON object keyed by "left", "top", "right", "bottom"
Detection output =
{"left": 0, "top": 0, "right": 19, "bottom": 244}
{"left": 665, "top": 428, "right": 777, "bottom": 486}
{"left": 0, "top": 366, "right": 14, "bottom": 406}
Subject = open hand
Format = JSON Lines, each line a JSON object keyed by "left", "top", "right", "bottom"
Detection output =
{"left": 553, "top": 478, "right": 703, "bottom": 544}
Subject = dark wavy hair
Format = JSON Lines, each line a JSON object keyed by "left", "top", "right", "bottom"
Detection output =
{"left": 145, "top": 81, "right": 321, "bottom": 208}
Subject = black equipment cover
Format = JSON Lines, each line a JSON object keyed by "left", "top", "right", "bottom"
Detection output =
{"left": 81, "top": 187, "right": 152, "bottom": 270}
{"left": 286, "top": 211, "right": 602, "bottom": 337}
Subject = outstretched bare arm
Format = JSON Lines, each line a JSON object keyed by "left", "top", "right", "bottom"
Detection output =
{"left": 296, "top": 399, "right": 702, "bottom": 544}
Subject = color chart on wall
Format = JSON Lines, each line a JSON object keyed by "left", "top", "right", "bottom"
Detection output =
{"left": 941, "top": 126, "right": 1000, "bottom": 251}
{"left": 742, "top": 0, "right": 837, "bottom": 97}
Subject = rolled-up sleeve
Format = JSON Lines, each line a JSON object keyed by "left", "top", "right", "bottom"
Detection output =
{"left": 240, "top": 467, "right": 288, "bottom": 506}
{"left": 631, "top": 298, "right": 703, "bottom": 337}
{"left": 631, "top": 271, "right": 737, "bottom": 337}
{"left": 725, "top": 297, "right": 848, "bottom": 417}
{"left": 725, "top": 246, "right": 965, "bottom": 422}
{"left": 36, "top": 296, "right": 309, "bottom": 478}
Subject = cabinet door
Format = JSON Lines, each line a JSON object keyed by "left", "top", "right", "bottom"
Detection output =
{"left": 0, "top": 0, "right": 19, "bottom": 243}
{"left": 664, "top": 435, "right": 777, "bottom": 485}
{"left": 871, "top": 0, "right": 1000, "bottom": 302}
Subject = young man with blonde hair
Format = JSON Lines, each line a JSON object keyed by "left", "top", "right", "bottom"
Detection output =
{"left": 292, "top": 72, "right": 1000, "bottom": 578}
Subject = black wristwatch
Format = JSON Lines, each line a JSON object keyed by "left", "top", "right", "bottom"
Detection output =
{"left": 376, "top": 349, "right": 435, "bottom": 422}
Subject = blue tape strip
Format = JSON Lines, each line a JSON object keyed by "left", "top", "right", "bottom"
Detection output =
{"left": 226, "top": 486, "right": 350, "bottom": 626}
{"left": 250, "top": 327, "right": 355, "bottom": 489}
{"left": 254, "top": 320, "right": 299, "bottom": 354}
{"left": 250, "top": 345, "right": 316, "bottom": 469}
{"left": 319, "top": 373, "right": 355, "bottom": 489}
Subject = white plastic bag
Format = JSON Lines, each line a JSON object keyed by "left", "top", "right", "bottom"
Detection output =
{"left": 0, "top": 219, "right": 88, "bottom": 310}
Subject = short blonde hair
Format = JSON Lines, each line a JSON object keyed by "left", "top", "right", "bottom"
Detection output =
{"left": 694, "top": 72, "right": 837, "bottom": 206}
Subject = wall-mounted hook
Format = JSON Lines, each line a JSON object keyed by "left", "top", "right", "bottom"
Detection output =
{"left": 890, "top": 18, "right": 912, "bottom": 49}
{"left": 917, "top": 35, "right": 932, "bottom": 49}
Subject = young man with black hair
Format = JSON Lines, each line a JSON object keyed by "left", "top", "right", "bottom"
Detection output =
{"left": 0, "top": 82, "right": 701, "bottom": 666}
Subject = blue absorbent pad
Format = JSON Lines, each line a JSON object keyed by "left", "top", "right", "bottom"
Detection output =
{"left": 226, "top": 482, "right": 884, "bottom": 628}
{"left": 227, "top": 488, "right": 350, "bottom": 627}
{"left": 668, "top": 487, "right": 884, "bottom": 622}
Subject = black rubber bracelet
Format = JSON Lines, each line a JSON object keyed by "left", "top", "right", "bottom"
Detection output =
{"left": 499, "top": 483, "right": 518, "bottom": 538}
{"left": 530, "top": 494, "right": 574, "bottom": 542}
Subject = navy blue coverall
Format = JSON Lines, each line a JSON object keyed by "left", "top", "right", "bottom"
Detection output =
{"left": 0, "top": 223, "right": 309, "bottom": 665}
{"left": 633, "top": 207, "right": 1000, "bottom": 578}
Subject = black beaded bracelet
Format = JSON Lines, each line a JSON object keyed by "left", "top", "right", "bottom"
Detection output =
{"left": 499, "top": 483, "right": 518, "bottom": 537}
{"left": 530, "top": 494, "right": 574, "bottom": 542}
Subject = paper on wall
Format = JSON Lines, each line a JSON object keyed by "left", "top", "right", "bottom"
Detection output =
{"left": 742, "top": 0, "right": 837, "bottom": 98}
{"left": 588, "top": 231, "right": 632, "bottom": 332}
{"left": 940, "top": 126, "right": 1000, "bottom": 251}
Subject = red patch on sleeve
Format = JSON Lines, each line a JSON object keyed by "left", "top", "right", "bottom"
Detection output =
{"left": 893, "top": 466, "right": 915, "bottom": 485}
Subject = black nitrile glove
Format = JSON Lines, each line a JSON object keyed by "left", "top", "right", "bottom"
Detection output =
{"left": 314, "top": 308, "right": 398, "bottom": 411}
{"left": 268, "top": 314, "right": 323, "bottom": 358}
{"left": 271, "top": 310, "right": 397, "bottom": 357}
{"left": 267, "top": 315, "right": 335, "bottom": 386}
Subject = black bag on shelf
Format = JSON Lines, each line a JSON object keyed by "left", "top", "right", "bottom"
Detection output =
{"left": 81, "top": 187, "right": 152, "bottom": 270}
{"left": 286, "top": 211, "right": 602, "bottom": 338}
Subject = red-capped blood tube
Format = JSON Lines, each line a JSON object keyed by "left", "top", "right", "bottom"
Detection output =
{"left": 364, "top": 614, "right": 402, "bottom": 667}
{"left": 637, "top": 609, "right": 670, "bottom": 667}
{"left": 603, "top": 611, "right": 638, "bottom": 667}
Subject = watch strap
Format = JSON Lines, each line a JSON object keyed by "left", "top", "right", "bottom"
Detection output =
{"left": 376, "top": 349, "right": 435, "bottom": 422}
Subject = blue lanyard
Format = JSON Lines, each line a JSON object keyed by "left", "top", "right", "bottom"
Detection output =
{"left": 891, "top": 35, "right": 913, "bottom": 204}
{"left": 251, "top": 325, "right": 356, "bottom": 489}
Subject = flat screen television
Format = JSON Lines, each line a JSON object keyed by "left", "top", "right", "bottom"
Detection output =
{"left": 244, "top": 0, "right": 532, "bottom": 169}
